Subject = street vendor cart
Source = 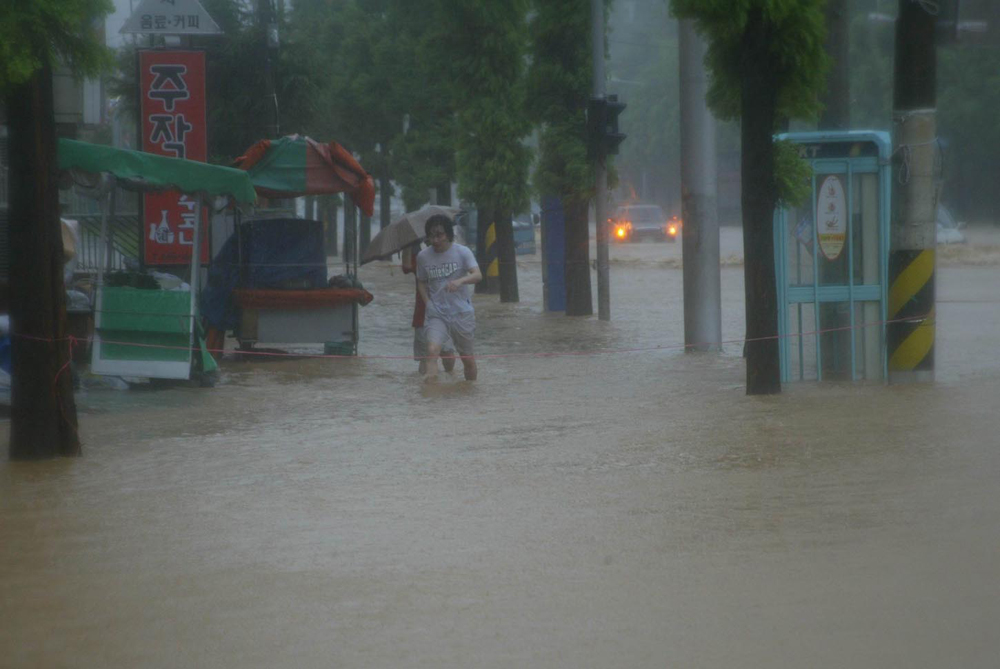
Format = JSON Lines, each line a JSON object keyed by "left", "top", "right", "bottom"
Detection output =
{"left": 201, "top": 135, "right": 375, "bottom": 355}
{"left": 57, "top": 138, "right": 257, "bottom": 382}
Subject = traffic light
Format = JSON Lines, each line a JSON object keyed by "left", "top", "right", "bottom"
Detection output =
{"left": 604, "top": 94, "right": 626, "bottom": 156}
{"left": 586, "top": 95, "right": 627, "bottom": 160}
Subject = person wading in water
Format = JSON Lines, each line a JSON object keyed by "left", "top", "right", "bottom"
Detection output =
{"left": 415, "top": 215, "right": 482, "bottom": 382}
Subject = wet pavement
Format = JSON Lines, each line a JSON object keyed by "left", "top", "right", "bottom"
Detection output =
{"left": 2, "top": 226, "right": 1000, "bottom": 668}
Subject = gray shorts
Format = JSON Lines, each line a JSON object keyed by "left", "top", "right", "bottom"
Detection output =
{"left": 424, "top": 311, "right": 475, "bottom": 356}
{"left": 414, "top": 326, "right": 454, "bottom": 360}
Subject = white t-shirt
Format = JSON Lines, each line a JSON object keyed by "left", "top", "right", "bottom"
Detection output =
{"left": 416, "top": 243, "right": 478, "bottom": 318}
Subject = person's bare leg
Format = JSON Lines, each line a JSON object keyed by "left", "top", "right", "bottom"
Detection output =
{"left": 424, "top": 342, "right": 441, "bottom": 381}
{"left": 416, "top": 330, "right": 426, "bottom": 374}
{"left": 461, "top": 355, "right": 477, "bottom": 381}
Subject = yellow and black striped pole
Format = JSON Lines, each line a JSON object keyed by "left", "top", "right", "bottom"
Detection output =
{"left": 888, "top": 248, "right": 934, "bottom": 377}
{"left": 482, "top": 220, "right": 499, "bottom": 293}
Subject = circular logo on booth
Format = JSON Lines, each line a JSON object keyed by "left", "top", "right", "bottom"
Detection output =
{"left": 816, "top": 175, "right": 847, "bottom": 261}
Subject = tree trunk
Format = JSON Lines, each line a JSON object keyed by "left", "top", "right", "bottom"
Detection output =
{"left": 740, "top": 10, "right": 781, "bottom": 395}
{"left": 7, "top": 60, "right": 82, "bottom": 459}
{"left": 495, "top": 204, "right": 519, "bottom": 303}
{"left": 563, "top": 195, "right": 592, "bottom": 316}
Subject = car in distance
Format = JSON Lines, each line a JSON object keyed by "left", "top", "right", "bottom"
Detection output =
{"left": 936, "top": 204, "right": 965, "bottom": 244}
{"left": 610, "top": 204, "right": 680, "bottom": 242}
{"left": 513, "top": 213, "right": 537, "bottom": 255}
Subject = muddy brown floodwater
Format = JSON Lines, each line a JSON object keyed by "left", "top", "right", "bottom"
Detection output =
{"left": 3, "top": 227, "right": 1000, "bottom": 668}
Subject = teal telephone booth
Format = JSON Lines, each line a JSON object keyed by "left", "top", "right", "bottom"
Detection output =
{"left": 774, "top": 131, "right": 892, "bottom": 382}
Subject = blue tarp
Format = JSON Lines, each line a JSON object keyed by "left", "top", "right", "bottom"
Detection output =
{"left": 201, "top": 218, "right": 327, "bottom": 332}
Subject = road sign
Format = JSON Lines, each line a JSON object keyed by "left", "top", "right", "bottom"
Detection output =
{"left": 121, "top": 0, "right": 223, "bottom": 36}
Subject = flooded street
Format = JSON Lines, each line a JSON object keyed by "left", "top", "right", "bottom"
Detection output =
{"left": 3, "top": 227, "right": 1000, "bottom": 668}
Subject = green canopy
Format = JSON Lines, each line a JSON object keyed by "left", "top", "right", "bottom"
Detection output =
{"left": 58, "top": 138, "right": 257, "bottom": 205}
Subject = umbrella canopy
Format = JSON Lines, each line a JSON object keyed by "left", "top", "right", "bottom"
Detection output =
{"left": 58, "top": 138, "right": 257, "bottom": 204}
{"left": 233, "top": 135, "right": 375, "bottom": 216}
{"left": 361, "top": 205, "right": 461, "bottom": 265}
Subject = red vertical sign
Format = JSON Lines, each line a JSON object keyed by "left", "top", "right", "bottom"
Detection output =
{"left": 140, "top": 50, "right": 210, "bottom": 265}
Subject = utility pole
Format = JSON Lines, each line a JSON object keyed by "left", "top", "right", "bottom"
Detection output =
{"left": 591, "top": 0, "right": 610, "bottom": 321}
{"left": 888, "top": 0, "right": 937, "bottom": 382}
{"left": 679, "top": 21, "right": 721, "bottom": 352}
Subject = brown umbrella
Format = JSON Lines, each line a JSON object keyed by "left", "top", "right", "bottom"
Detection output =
{"left": 361, "top": 205, "right": 462, "bottom": 264}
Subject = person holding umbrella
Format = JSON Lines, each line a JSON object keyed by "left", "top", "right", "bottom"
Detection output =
{"left": 416, "top": 214, "right": 482, "bottom": 381}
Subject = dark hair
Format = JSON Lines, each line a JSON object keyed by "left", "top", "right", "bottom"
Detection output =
{"left": 425, "top": 214, "right": 454, "bottom": 241}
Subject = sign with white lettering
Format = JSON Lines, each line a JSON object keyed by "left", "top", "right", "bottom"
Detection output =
{"left": 816, "top": 175, "right": 847, "bottom": 261}
{"left": 140, "top": 50, "right": 210, "bottom": 265}
{"left": 121, "top": 0, "right": 222, "bottom": 35}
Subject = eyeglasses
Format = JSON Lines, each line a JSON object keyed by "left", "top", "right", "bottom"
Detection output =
{"left": 427, "top": 231, "right": 447, "bottom": 240}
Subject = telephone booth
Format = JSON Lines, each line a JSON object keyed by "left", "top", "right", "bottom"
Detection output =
{"left": 773, "top": 131, "right": 892, "bottom": 382}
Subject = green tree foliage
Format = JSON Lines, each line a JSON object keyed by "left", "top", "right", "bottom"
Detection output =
{"left": 773, "top": 139, "right": 812, "bottom": 208}
{"left": 435, "top": 0, "right": 532, "bottom": 302}
{"left": 0, "top": 0, "right": 113, "bottom": 89}
{"left": 285, "top": 0, "right": 461, "bottom": 216}
{"left": 381, "top": 4, "right": 457, "bottom": 210}
{"left": 319, "top": 1, "right": 399, "bottom": 161}
{"left": 437, "top": 1, "right": 531, "bottom": 216}
{"left": 526, "top": 0, "right": 593, "bottom": 202}
{"left": 671, "top": 0, "right": 827, "bottom": 395}
{"left": 673, "top": 0, "right": 828, "bottom": 123}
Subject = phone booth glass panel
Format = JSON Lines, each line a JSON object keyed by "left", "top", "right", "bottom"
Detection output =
{"left": 775, "top": 131, "right": 891, "bottom": 383}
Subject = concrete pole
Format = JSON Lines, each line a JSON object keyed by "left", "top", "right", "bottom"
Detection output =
{"left": 592, "top": 0, "right": 610, "bottom": 321}
{"left": 888, "top": 0, "right": 937, "bottom": 383}
{"left": 679, "top": 21, "right": 721, "bottom": 352}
